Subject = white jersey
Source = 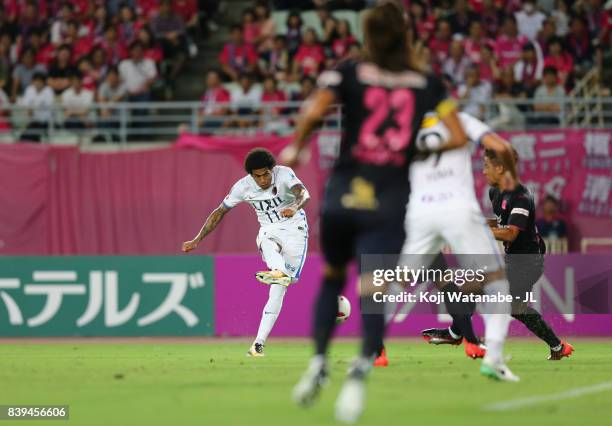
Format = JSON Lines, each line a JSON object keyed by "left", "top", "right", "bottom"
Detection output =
{"left": 408, "top": 112, "right": 491, "bottom": 216}
{"left": 223, "top": 166, "right": 308, "bottom": 228}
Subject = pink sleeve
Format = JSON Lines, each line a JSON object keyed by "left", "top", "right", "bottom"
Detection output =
{"left": 219, "top": 45, "right": 229, "bottom": 65}
{"left": 247, "top": 45, "right": 258, "bottom": 64}
{"left": 218, "top": 89, "right": 231, "bottom": 103}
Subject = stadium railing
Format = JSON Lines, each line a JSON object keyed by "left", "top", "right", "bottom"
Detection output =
{"left": 581, "top": 237, "right": 612, "bottom": 253}
{"left": 0, "top": 97, "right": 610, "bottom": 145}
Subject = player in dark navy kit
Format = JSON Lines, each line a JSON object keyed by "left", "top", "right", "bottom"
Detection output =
{"left": 484, "top": 148, "right": 573, "bottom": 360}
{"left": 281, "top": 2, "right": 468, "bottom": 423}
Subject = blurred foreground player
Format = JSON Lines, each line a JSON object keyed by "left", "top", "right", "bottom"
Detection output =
{"left": 399, "top": 111, "right": 520, "bottom": 380}
{"left": 281, "top": 2, "right": 468, "bottom": 423}
{"left": 182, "top": 148, "right": 310, "bottom": 357}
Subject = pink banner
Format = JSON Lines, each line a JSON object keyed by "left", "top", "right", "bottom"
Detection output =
{"left": 214, "top": 254, "right": 612, "bottom": 337}
{"left": 0, "top": 129, "right": 610, "bottom": 254}
{"left": 474, "top": 130, "right": 612, "bottom": 248}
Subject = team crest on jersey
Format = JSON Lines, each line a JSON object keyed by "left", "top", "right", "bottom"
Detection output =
{"left": 502, "top": 199, "right": 507, "bottom": 210}
{"left": 341, "top": 177, "right": 379, "bottom": 211}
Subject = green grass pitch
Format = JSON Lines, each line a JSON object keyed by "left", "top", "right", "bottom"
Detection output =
{"left": 1, "top": 339, "right": 611, "bottom": 426}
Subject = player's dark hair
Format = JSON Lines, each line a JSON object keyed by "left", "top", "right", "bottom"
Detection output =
{"left": 244, "top": 148, "right": 276, "bottom": 174}
{"left": 485, "top": 146, "right": 519, "bottom": 170}
{"left": 362, "top": 2, "right": 411, "bottom": 72}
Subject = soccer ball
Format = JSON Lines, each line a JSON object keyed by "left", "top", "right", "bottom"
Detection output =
{"left": 336, "top": 295, "right": 351, "bottom": 323}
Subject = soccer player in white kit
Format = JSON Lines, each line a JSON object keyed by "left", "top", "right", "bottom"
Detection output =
{"left": 402, "top": 111, "right": 520, "bottom": 381}
{"left": 182, "top": 148, "right": 310, "bottom": 357}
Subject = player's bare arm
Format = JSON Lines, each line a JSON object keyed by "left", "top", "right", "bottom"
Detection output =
{"left": 281, "top": 184, "right": 311, "bottom": 218}
{"left": 280, "top": 88, "right": 336, "bottom": 167}
{"left": 182, "top": 203, "right": 230, "bottom": 252}
{"left": 437, "top": 105, "right": 468, "bottom": 150}
{"left": 490, "top": 225, "right": 520, "bottom": 242}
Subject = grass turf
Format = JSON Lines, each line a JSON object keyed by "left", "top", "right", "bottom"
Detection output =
{"left": 0, "top": 339, "right": 611, "bottom": 426}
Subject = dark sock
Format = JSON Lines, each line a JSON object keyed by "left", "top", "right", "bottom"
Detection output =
{"left": 513, "top": 307, "right": 562, "bottom": 348}
{"left": 313, "top": 275, "right": 344, "bottom": 355}
{"left": 361, "top": 295, "right": 385, "bottom": 358}
{"left": 443, "top": 283, "right": 479, "bottom": 344}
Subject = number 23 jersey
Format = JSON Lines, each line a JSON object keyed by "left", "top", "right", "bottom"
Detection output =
{"left": 223, "top": 166, "right": 308, "bottom": 228}
{"left": 317, "top": 60, "right": 453, "bottom": 175}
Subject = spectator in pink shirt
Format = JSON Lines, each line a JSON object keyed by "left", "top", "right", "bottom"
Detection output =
{"left": 118, "top": 4, "right": 143, "bottom": 46}
{"left": 429, "top": 19, "right": 453, "bottom": 73}
{"left": 410, "top": 0, "right": 435, "bottom": 40}
{"left": 543, "top": 38, "right": 573, "bottom": 86}
{"left": 137, "top": 27, "right": 164, "bottom": 64}
{"left": 254, "top": 2, "right": 276, "bottom": 52}
{"left": 219, "top": 25, "right": 258, "bottom": 81}
{"left": 199, "top": 69, "right": 231, "bottom": 132}
{"left": 65, "top": 20, "right": 93, "bottom": 62}
{"left": 464, "top": 21, "right": 492, "bottom": 64}
{"left": 242, "top": 9, "right": 259, "bottom": 46}
{"left": 261, "top": 76, "right": 287, "bottom": 115}
{"left": 332, "top": 19, "right": 357, "bottom": 60}
{"left": 494, "top": 15, "right": 529, "bottom": 69}
{"left": 292, "top": 29, "right": 325, "bottom": 79}
{"left": 98, "top": 25, "right": 128, "bottom": 66}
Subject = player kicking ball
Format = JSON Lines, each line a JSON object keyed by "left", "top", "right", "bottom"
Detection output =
{"left": 182, "top": 148, "right": 310, "bottom": 357}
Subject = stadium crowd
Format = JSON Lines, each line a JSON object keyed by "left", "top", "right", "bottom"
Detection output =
{"left": 200, "top": 0, "right": 610, "bottom": 130}
{"left": 0, "top": 0, "right": 203, "bottom": 140}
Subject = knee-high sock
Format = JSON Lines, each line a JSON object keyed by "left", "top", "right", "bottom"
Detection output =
{"left": 255, "top": 284, "right": 287, "bottom": 345}
{"left": 513, "top": 306, "right": 562, "bottom": 348}
{"left": 313, "top": 274, "right": 345, "bottom": 355}
{"left": 442, "top": 283, "right": 479, "bottom": 344}
{"left": 480, "top": 279, "right": 511, "bottom": 365}
{"left": 260, "top": 239, "right": 286, "bottom": 273}
{"left": 362, "top": 303, "right": 385, "bottom": 358}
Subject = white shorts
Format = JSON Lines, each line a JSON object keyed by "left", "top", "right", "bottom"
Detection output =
{"left": 402, "top": 208, "right": 504, "bottom": 272}
{"left": 256, "top": 222, "right": 309, "bottom": 280}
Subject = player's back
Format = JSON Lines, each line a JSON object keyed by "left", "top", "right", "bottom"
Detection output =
{"left": 408, "top": 112, "right": 490, "bottom": 216}
{"left": 317, "top": 60, "right": 450, "bottom": 183}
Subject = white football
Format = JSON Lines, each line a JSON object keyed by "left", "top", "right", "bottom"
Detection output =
{"left": 336, "top": 295, "right": 351, "bottom": 323}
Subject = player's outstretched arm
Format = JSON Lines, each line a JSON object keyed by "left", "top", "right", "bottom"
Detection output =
{"left": 182, "top": 203, "right": 230, "bottom": 252}
{"left": 281, "top": 184, "right": 311, "bottom": 217}
{"left": 280, "top": 88, "right": 336, "bottom": 167}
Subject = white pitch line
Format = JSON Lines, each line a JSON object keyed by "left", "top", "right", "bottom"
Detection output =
{"left": 484, "top": 381, "right": 612, "bottom": 411}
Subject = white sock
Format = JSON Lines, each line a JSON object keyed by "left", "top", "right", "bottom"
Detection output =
{"left": 259, "top": 238, "right": 286, "bottom": 273}
{"left": 255, "top": 284, "right": 288, "bottom": 345}
{"left": 480, "top": 278, "right": 511, "bottom": 365}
